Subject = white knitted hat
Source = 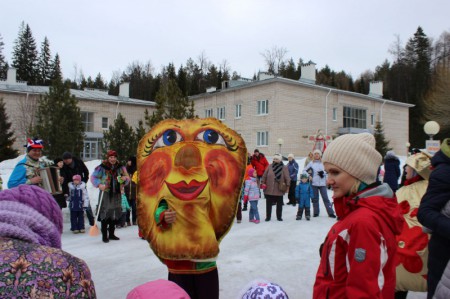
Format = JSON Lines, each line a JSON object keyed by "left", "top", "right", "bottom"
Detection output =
{"left": 322, "top": 133, "right": 381, "bottom": 184}
{"left": 273, "top": 154, "right": 282, "bottom": 161}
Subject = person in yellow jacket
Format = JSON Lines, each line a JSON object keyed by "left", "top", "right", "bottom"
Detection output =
{"left": 395, "top": 151, "right": 432, "bottom": 299}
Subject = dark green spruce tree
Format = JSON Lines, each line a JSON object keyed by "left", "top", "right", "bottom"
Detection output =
{"left": 374, "top": 121, "right": 392, "bottom": 158}
{"left": 0, "top": 33, "right": 8, "bottom": 79}
{"left": 145, "top": 78, "right": 195, "bottom": 128}
{"left": 0, "top": 98, "right": 19, "bottom": 161}
{"left": 408, "top": 27, "right": 432, "bottom": 148}
{"left": 49, "top": 53, "right": 62, "bottom": 81}
{"left": 135, "top": 120, "right": 146, "bottom": 144}
{"left": 102, "top": 113, "right": 136, "bottom": 164}
{"left": 389, "top": 27, "right": 432, "bottom": 148}
{"left": 33, "top": 78, "right": 84, "bottom": 159}
{"left": 12, "top": 22, "right": 39, "bottom": 84}
{"left": 93, "top": 73, "right": 107, "bottom": 89}
{"left": 37, "top": 37, "right": 52, "bottom": 85}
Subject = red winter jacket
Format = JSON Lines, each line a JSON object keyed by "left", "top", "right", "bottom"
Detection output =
{"left": 251, "top": 153, "right": 269, "bottom": 177}
{"left": 313, "top": 184, "right": 404, "bottom": 299}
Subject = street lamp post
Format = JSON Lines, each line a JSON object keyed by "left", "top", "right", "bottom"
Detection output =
{"left": 424, "top": 121, "right": 440, "bottom": 140}
{"left": 277, "top": 138, "right": 284, "bottom": 154}
{"left": 424, "top": 121, "right": 441, "bottom": 155}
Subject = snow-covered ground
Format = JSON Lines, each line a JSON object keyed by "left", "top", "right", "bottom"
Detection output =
{"left": 0, "top": 155, "right": 425, "bottom": 299}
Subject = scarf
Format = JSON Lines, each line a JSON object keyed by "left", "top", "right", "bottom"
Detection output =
{"left": 101, "top": 161, "right": 123, "bottom": 195}
{"left": 403, "top": 175, "right": 423, "bottom": 186}
{"left": 272, "top": 162, "right": 283, "bottom": 180}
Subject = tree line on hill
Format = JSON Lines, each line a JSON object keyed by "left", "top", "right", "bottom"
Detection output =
{"left": 0, "top": 22, "right": 449, "bottom": 162}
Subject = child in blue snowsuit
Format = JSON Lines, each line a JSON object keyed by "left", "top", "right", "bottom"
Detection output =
{"left": 68, "top": 174, "right": 89, "bottom": 233}
{"left": 295, "top": 174, "right": 314, "bottom": 220}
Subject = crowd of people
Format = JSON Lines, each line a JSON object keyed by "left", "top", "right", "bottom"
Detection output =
{"left": 1, "top": 133, "right": 449, "bottom": 299}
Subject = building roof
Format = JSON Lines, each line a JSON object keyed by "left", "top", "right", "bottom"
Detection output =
{"left": 0, "top": 83, "right": 156, "bottom": 107}
{"left": 189, "top": 77, "right": 414, "bottom": 108}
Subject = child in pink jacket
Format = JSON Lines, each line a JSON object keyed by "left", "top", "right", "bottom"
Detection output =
{"left": 244, "top": 168, "right": 260, "bottom": 223}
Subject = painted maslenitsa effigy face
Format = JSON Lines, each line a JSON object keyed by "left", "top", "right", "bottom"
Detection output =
{"left": 137, "top": 118, "right": 247, "bottom": 260}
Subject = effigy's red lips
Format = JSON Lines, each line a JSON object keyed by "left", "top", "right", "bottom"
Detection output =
{"left": 166, "top": 180, "right": 207, "bottom": 201}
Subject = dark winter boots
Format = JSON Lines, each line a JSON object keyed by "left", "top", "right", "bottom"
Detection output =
{"left": 101, "top": 222, "right": 109, "bottom": 243}
{"left": 102, "top": 220, "right": 120, "bottom": 242}
{"left": 109, "top": 225, "right": 120, "bottom": 240}
{"left": 296, "top": 208, "right": 311, "bottom": 220}
{"left": 305, "top": 208, "right": 311, "bottom": 221}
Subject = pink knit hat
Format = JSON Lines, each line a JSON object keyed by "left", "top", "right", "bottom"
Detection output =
{"left": 127, "top": 279, "right": 190, "bottom": 299}
{"left": 248, "top": 168, "right": 255, "bottom": 177}
{"left": 72, "top": 174, "right": 82, "bottom": 181}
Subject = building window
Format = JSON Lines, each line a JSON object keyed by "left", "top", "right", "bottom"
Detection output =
{"left": 102, "top": 117, "right": 108, "bottom": 129}
{"left": 217, "top": 107, "right": 226, "bottom": 120}
{"left": 257, "top": 100, "right": 269, "bottom": 115}
{"left": 332, "top": 108, "right": 337, "bottom": 121}
{"left": 205, "top": 108, "right": 213, "bottom": 118}
{"left": 257, "top": 131, "right": 269, "bottom": 146}
{"left": 235, "top": 104, "right": 242, "bottom": 118}
{"left": 81, "top": 111, "right": 94, "bottom": 132}
{"left": 371, "top": 113, "right": 375, "bottom": 126}
{"left": 343, "top": 106, "right": 367, "bottom": 129}
{"left": 81, "top": 138, "right": 102, "bottom": 161}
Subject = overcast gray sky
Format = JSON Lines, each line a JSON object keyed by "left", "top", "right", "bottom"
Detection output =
{"left": 1, "top": 0, "right": 449, "bottom": 82}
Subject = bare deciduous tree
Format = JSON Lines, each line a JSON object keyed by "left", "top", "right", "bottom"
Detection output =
{"left": 432, "top": 31, "right": 450, "bottom": 69}
{"left": 16, "top": 95, "right": 38, "bottom": 145}
{"left": 423, "top": 64, "right": 450, "bottom": 132}
{"left": 389, "top": 34, "right": 404, "bottom": 63}
{"left": 260, "top": 46, "right": 288, "bottom": 74}
{"left": 197, "top": 51, "right": 210, "bottom": 74}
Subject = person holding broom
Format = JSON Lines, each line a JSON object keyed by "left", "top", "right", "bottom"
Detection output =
{"left": 91, "top": 150, "right": 129, "bottom": 243}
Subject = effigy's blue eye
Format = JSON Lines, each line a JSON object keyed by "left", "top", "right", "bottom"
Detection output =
{"left": 154, "top": 129, "right": 183, "bottom": 148}
{"left": 204, "top": 129, "right": 219, "bottom": 144}
{"left": 163, "top": 130, "right": 178, "bottom": 145}
{"left": 196, "top": 129, "right": 226, "bottom": 145}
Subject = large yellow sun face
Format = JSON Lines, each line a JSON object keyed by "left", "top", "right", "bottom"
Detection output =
{"left": 137, "top": 118, "right": 247, "bottom": 260}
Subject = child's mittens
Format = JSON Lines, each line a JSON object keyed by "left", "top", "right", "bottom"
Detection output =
{"left": 244, "top": 195, "right": 249, "bottom": 203}
{"left": 260, "top": 184, "right": 267, "bottom": 190}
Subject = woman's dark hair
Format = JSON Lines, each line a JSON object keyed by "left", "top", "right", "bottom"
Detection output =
{"left": 127, "top": 156, "right": 137, "bottom": 173}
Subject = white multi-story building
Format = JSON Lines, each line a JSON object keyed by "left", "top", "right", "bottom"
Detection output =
{"left": 191, "top": 63, "right": 413, "bottom": 157}
{"left": 0, "top": 68, "right": 155, "bottom": 160}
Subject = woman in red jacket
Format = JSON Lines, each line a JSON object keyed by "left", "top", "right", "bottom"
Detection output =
{"left": 313, "top": 133, "right": 404, "bottom": 299}
{"left": 251, "top": 149, "right": 269, "bottom": 182}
